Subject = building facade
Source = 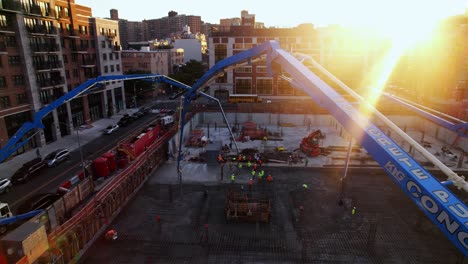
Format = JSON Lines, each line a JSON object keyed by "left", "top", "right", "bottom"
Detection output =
{"left": 0, "top": 0, "right": 124, "bottom": 158}
{"left": 121, "top": 48, "right": 184, "bottom": 76}
{"left": 90, "top": 17, "right": 125, "bottom": 117}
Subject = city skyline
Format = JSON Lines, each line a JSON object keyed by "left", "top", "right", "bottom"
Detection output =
{"left": 76, "top": 0, "right": 467, "bottom": 28}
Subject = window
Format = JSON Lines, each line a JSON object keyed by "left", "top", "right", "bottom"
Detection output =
{"left": 16, "top": 93, "right": 27, "bottom": 104}
{"left": 8, "top": 56, "right": 20, "bottom": 66}
{"left": 0, "top": 96, "right": 10, "bottom": 108}
{"left": 102, "top": 53, "right": 107, "bottom": 60}
{"left": 65, "top": 70, "right": 70, "bottom": 78}
{"left": 79, "top": 25, "right": 87, "bottom": 35}
{"left": 235, "top": 67, "right": 252, "bottom": 73}
{"left": 0, "top": 76, "right": 6, "bottom": 88}
{"left": 256, "top": 78, "right": 273, "bottom": 95}
{"left": 235, "top": 78, "right": 252, "bottom": 94}
{"left": 73, "top": 69, "right": 79, "bottom": 77}
{"left": 110, "top": 65, "right": 114, "bottom": 72}
{"left": 0, "top": 15, "right": 7, "bottom": 27}
{"left": 277, "top": 78, "right": 294, "bottom": 95}
{"left": 13, "top": 75, "right": 25, "bottom": 86}
{"left": 39, "top": 90, "right": 50, "bottom": 104}
{"left": 256, "top": 66, "right": 267, "bottom": 73}
{"left": 5, "top": 36, "right": 15, "bottom": 47}
{"left": 109, "top": 53, "right": 113, "bottom": 60}
{"left": 214, "top": 44, "right": 227, "bottom": 63}
{"left": 115, "top": 53, "right": 119, "bottom": 60}
{"left": 104, "top": 66, "right": 108, "bottom": 73}
{"left": 101, "top": 41, "right": 106, "bottom": 48}
{"left": 71, "top": 54, "right": 77, "bottom": 62}
{"left": 63, "top": 55, "right": 68, "bottom": 63}
{"left": 116, "top": 64, "right": 120, "bottom": 71}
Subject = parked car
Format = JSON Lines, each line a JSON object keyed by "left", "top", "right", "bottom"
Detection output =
{"left": 131, "top": 112, "right": 143, "bottom": 119}
{"left": 117, "top": 116, "right": 131, "bottom": 127}
{"left": 104, "top": 124, "right": 119, "bottom": 135}
{"left": 11, "top": 157, "right": 46, "bottom": 184}
{"left": 139, "top": 107, "right": 150, "bottom": 114}
{"left": 0, "top": 178, "right": 12, "bottom": 194}
{"left": 16, "top": 193, "right": 61, "bottom": 214}
{"left": 44, "top": 149, "right": 70, "bottom": 167}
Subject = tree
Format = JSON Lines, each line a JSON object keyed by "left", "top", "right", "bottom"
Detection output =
{"left": 169, "top": 60, "right": 206, "bottom": 87}
{"left": 123, "top": 70, "right": 153, "bottom": 106}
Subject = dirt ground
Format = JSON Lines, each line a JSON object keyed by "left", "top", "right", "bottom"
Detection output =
{"left": 84, "top": 166, "right": 461, "bottom": 263}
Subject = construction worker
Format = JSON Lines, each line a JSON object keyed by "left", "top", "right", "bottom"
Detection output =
{"left": 253, "top": 163, "right": 257, "bottom": 171}
{"left": 302, "top": 184, "right": 308, "bottom": 189}
{"left": 352, "top": 206, "right": 357, "bottom": 215}
{"left": 251, "top": 170, "right": 256, "bottom": 178}
{"left": 305, "top": 158, "right": 309, "bottom": 167}
{"left": 266, "top": 174, "right": 273, "bottom": 183}
{"left": 257, "top": 171, "right": 263, "bottom": 181}
{"left": 238, "top": 163, "right": 243, "bottom": 169}
{"left": 242, "top": 155, "right": 246, "bottom": 161}
{"left": 231, "top": 174, "right": 235, "bottom": 183}
{"left": 247, "top": 161, "right": 252, "bottom": 168}
{"left": 259, "top": 170, "right": 264, "bottom": 178}
{"left": 238, "top": 154, "right": 242, "bottom": 162}
{"left": 248, "top": 178, "right": 253, "bottom": 190}
{"left": 218, "top": 154, "right": 224, "bottom": 162}
{"left": 105, "top": 229, "right": 118, "bottom": 240}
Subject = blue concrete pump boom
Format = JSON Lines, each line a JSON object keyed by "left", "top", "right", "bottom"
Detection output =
{"left": 0, "top": 74, "right": 191, "bottom": 163}
{"left": 176, "top": 40, "right": 468, "bottom": 256}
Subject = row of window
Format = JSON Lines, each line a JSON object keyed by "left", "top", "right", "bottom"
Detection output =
{"left": 102, "top": 52, "right": 119, "bottom": 61}
{"left": 233, "top": 78, "right": 300, "bottom": 95}
{"left": 103, "top": 64, "right": 120, "bottom": 73}
{"left": 0, "top": 93, "right": 28, "bottom": 109}
{"left": 0, "top": 75, "right": 25, "bottom": 87}
{"left": 234, "top": 66, "right": 267, "bottom": 73}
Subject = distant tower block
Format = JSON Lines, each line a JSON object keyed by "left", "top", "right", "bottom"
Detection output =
{"left": 110, "top": 9, "right": 119, "bottom": 20}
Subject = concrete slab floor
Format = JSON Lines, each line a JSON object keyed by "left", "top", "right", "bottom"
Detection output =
{"left": 84, "top": 164, "right": 462, "bottom": 263}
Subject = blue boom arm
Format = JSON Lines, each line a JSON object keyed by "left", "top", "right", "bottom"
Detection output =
{"left": 180, "top": 40, "right": 468, "bottom": 255}
{"left": 0, "top": 74, "right": 191, "bottom": 163}
{"left": 383, "top": 92, "right": 468, "bottom": 137}
{"left": 0, "top": 209, "right": 43, "bottom": 225}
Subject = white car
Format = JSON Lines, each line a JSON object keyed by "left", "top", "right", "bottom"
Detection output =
{"left": 0, "top": 178, "right": 12, "bottom": 194}
{"left": 104, "top": 124, "right": 119, "bottom": 135}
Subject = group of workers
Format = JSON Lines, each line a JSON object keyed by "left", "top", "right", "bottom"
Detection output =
{"left": 220, "top": 153, "right": 273, "bottom": 188}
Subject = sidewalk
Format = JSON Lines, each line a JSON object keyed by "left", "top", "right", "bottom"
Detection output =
{"left": 0, "top": 108, "right": 139, "bottom": 180}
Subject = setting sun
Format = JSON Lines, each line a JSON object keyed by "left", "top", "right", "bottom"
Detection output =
{"left": 341, "top": 0, "right": 468, "bottom": 107}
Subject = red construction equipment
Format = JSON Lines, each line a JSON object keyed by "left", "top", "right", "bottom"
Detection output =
{"left": 300, "top": 129, "right": 325, "bottom": 157}
{"left": 186, "top": 129, "right": 207, "bottom": 147}
{"left": 239, "top": 121, "right": 267, "bottom": 141}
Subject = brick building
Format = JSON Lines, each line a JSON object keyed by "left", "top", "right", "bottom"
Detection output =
{"left": 0, "top": 0, "right": 123, "bottom": 158}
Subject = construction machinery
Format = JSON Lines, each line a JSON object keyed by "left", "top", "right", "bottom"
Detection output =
{"left": 239, "top": 121, "right": 267, "bottom": 141}
{"left": 300, "top": 130, "right": 325, "bottom": 157}
{"left": 225, "top": 190, "right": 271, "bottom": 223}
{"left": 186, "top": 129, "right": 207, "bottom": 147}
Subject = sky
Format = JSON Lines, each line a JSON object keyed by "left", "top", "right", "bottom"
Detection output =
{"left": 75, "top": 0, "right": 467, "bottom": 28}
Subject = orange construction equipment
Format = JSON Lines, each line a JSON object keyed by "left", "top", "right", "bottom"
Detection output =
{"left": 300, "top": 129, "right": 325, "bottom": 157}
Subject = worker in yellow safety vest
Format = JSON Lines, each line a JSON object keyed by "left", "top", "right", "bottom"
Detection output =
{"left": 231, "top": 174, "right": 235, "bottom": 183}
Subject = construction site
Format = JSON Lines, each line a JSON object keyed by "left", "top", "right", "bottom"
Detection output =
{"left": 84, "top": 111, "right": 467, "bottom": 263}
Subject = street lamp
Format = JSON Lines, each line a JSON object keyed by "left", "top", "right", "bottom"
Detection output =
{"left": 58, "top": 122, "right": 86, "bottom": 177}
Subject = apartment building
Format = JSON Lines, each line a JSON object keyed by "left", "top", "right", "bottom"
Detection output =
{"left": 90, "top": 17, "right": 125, "bottom": 117}
{"left": 121, "top": 48, "right": 184, "bottom": 76}
{"left": 0, "top": 0, "right": 123, "bottom": 158}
